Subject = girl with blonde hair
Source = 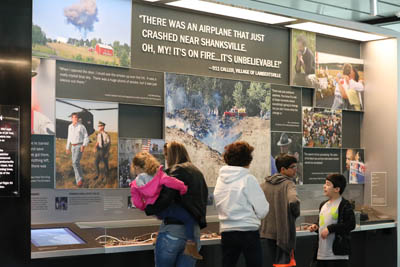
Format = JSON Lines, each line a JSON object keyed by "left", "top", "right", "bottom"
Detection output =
{"left": 130, "top": 151, "right": 203, "bottom": 260}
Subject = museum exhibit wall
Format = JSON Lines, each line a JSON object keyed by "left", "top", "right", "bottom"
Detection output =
{"left": 0, "top": 0, "right": 396, "bottom": 265}
{"left": 30, "top": 1, "right": 371, "bottom": 227}
{"left": 26, "top": 0, "right": 399, "bottom": 263}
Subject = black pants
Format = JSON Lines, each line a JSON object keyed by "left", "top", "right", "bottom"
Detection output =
{"left": 221, "top": 230, "right": 262, "bottom": 267}
{"left": 265, "top": 238, "right": 292, "bottom": 265}
{"left": 317, "top": 259, "right": 349, "bottom": 267}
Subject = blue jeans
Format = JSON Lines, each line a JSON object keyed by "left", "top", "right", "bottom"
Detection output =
{"left": 157, "top": 204, "right": 195, "bottom": 241}
{"left": 71, "top": 145, "right": 83, "bottom": 184}
{"left": 155, "top": 232, "right": 199, "bottom": 267}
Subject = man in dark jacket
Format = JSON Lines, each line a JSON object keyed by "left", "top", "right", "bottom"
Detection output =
{"left": 308, "top": 173, "right": 356, "bottom": 267}
{"left": 293, "top": 34, "right": 315, "bottom": 87}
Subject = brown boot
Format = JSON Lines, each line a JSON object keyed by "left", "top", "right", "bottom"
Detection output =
{"left": 152, "top": 233, "right": 158, "bottom": 246}
{"left": 183, "top": 240, "right": 203, "bottom": 260}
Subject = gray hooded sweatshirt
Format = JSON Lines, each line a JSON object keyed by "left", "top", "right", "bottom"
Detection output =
{"left": 259, "top": 173, "right": 300, "bottom": 253}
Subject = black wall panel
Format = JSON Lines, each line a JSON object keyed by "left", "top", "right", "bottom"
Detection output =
{"left": 119, "top": 104, "right": 164, "bottom": 139}
{"left": 0, "top": 0, "right": 31, "bottom": 265}
{"left": 342, "top": 110, "right": 362, "bottom": 148}
{"left": 317, "top": 35, "right": 361, "bottom": 58}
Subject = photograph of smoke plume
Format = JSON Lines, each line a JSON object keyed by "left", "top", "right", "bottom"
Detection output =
{"left": 33, "top": 0, "right": 131, "bottom": 67}
{"left": 165, "top": 73, "right": 271, "bottom": 186}
{"left": 303, "top": 107, "right": 342, "bottom": 148}
{"left": 55, "top": 99, "right": 118, "bottom": 189}
{"left": 312, "top": 52, "right": 364, "bottom": 111}
{"left": 118, "top": 138, "right": 165, "bottom": 188}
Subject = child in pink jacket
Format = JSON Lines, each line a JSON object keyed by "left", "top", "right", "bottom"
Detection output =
{"left": 130, "top": 152, "right": 203, "bottom": 260}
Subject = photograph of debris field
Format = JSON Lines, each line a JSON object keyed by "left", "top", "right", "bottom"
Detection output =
{"left": 165, "top": 73, "right": 271, "bottom": 186}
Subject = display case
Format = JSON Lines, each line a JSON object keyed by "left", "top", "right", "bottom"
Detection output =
{"left": 31, "top": 216, "right": 222, "bottom": 258}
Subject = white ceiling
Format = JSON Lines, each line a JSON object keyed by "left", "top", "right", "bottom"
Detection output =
{"left": 238, "top": 0, "right": 400, "bottom": 22}
{"left": 156, "top": 0, "right": 400, "bottom": 34}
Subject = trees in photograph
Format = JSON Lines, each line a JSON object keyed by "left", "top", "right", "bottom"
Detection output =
{"left": 32, "top": 24, "right": 47, "bottom": 45}
{"left": 167, "top": 74, "right": 271, "bottom": 117}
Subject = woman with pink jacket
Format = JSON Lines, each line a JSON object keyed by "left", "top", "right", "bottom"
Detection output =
{"left": 130, "top": 152, "right": 203, "bottom": 260}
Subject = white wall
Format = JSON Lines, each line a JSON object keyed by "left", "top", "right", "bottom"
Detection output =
{"left": 361, "top": 38, "right": 398, "bottom": 218}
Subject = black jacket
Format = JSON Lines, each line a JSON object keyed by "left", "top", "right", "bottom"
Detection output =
{"left": 145, "top": 162, "right": 208, "bottom": 229}
{"left": 316, "top": 197, "right": 356, "bottom": 256}
{"left": 295, "top": 47, "right": 315, "bottom": 75}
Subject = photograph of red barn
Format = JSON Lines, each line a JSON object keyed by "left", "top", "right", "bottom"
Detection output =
{"left": 33, "top": 0, "right": 131, "bottom": 67}
{"left": 95, "top": 43, "right": 113, "bottom": 56}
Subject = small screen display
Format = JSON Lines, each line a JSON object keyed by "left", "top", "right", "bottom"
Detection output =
{"left": 31, "top": 228, "right": 86, "bottom": 247}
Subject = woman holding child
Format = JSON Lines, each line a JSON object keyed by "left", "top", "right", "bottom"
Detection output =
{"left": 139, "top": 141, "right": 208, "bottom": 267}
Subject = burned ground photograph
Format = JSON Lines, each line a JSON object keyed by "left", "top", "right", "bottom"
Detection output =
{"left": 165, "top": 73, "right": 271, "bottom": 186}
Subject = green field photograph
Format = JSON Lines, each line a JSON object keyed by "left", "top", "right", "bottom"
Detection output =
{"left": 33, "top": 0, "right": 131, "bottom": 67}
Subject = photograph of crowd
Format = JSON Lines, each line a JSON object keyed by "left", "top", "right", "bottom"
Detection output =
{"left": 311, "top": 52, "right": 364, "bottom": 111}
{"left": 303, "top": 107, "right": 342, "bottom": 148}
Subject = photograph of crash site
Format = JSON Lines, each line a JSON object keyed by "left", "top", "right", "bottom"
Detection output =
{"left": 165, "top": 73, "right": 271, "bottom": 186}
{"left": 311, "top": 52, "right": 364, "bottom": 111}
{"left": 303, "top": 107, "right": 342, "bottom": 148}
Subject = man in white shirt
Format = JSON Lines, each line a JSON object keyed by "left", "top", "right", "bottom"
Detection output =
{"left": 66, "top": 113, "right": 89, "bottom": 187}
{"left": 94, "top": 121, "right": 111, "bottom": 180}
